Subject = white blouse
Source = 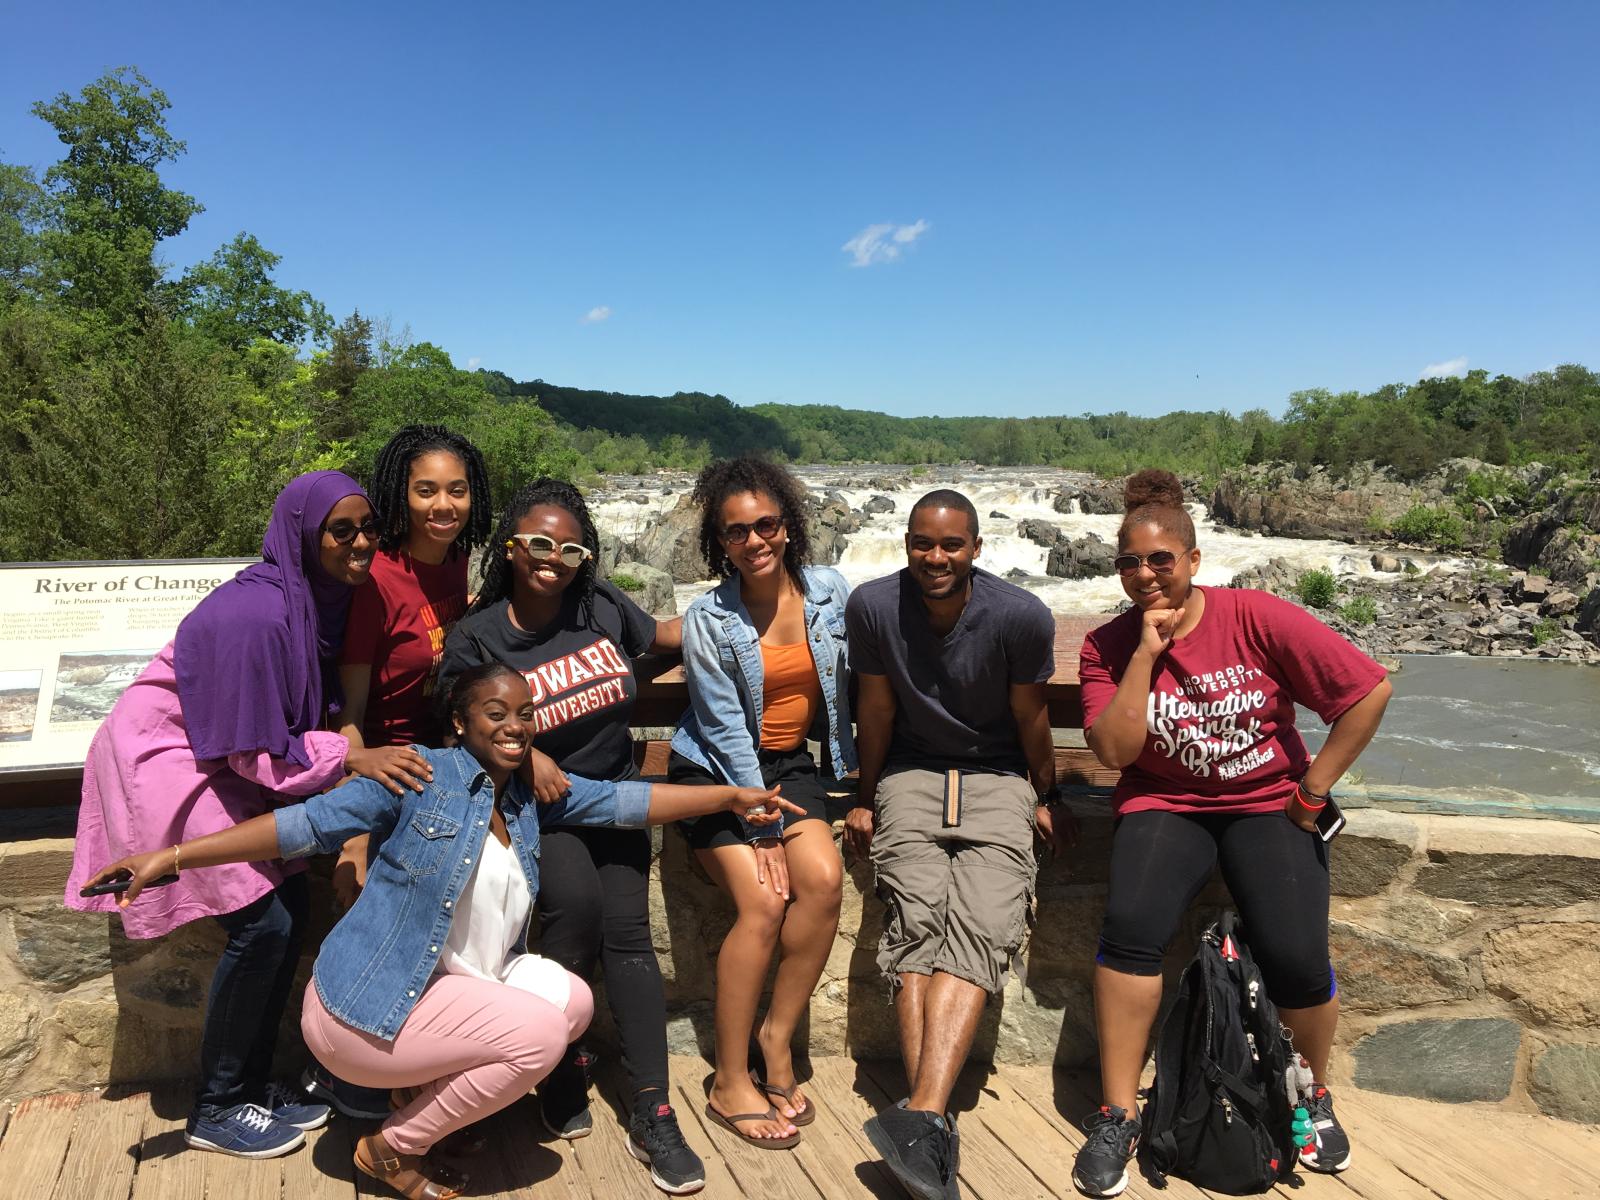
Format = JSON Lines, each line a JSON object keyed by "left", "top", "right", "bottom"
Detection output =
{"left": 436, "top": 829, "right": 570, "bottom": 1010}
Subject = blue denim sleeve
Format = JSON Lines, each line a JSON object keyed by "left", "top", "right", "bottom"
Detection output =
{"left": 539, "top": 775, "right": 652, "bottom": 828}
{"left": 682, "top": 602, "right": 772, "bottom": 841}
{"left": 274, "top": 775, "right": 404, "bottom": 859}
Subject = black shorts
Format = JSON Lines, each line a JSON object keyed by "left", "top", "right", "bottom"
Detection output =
{"left": 669, "top": 746, "right": 830, "bottom": 851}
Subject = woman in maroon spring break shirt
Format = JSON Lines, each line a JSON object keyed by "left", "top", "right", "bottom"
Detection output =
{"left": 1069, "top": 469, "right": 1392, "bottom": 1198}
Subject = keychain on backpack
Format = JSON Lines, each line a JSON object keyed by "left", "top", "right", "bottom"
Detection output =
{"left": 1283, "top": 1051, "right": 1318, "bottom": 1166}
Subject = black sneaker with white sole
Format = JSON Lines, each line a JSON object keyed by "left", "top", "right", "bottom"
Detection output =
{"left": 628, "top": 1095, "right": 706, "bottom": 1194}
{"left": 1300, "top": 1084, "right": 1352, "bottom": 1173}
{"left": 864, "top": 1099, "right": 959, "bottom": 1200}
{"left": 1072, "top": 1104, "right": 1141, "bottom": 1198}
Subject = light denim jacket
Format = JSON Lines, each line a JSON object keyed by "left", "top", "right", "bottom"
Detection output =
{"left": 671, "top": 565, "right": 856, "bottom": 841}
{"left": 275, "top": 745, "right": 649, "bottom": 1040}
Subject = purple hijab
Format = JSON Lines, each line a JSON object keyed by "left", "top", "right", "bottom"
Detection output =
{"left": 175, "top": 471, "right": 370, "bottom": 769}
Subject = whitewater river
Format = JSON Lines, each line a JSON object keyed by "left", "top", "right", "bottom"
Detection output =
{"left": 591, "top": 466, "right": 1598, "bottom": 801}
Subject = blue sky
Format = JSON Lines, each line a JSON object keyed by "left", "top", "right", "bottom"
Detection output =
{"left": 2, "top": 2, "right": 1596, "bottom": 418}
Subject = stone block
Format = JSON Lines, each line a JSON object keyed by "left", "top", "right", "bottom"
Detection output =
{"left": 1530, "top": 1043, "right": 1600, "bottom": 1123}
{"left": 1482, "top": 921, "right": 1600, "bottom": 1027}
{"left": 1352, "top": 1018, "right": 1520, "bottom": 1102}
{"left": 43, "top": 993, "right": 199, "bottom": 1086}
{"left": 1328, "top": 809, "right": 1418, "bottom": 898}
{"left": 0, "top": 838, "right": 76, "bottom": 902}
{"left": 1329, "top": 921, "right": 1472, "bottom": 1012}
{"left": 7, "top": 904, "right": 115, "bottom": 991}
{"left": 1382, "top": 894, "right": 1476, "bottom": 943}
{"left": 0, "top": 992, "right": 41, "bottom": 1090}
{"left": 1414, "top": 816, "right": 1600, "bottom": 907}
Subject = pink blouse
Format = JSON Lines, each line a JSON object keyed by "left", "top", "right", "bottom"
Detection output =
{"left": 63, "top": 641, "right": 348, "bottom": 939}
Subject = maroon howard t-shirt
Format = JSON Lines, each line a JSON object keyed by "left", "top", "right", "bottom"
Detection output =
{"left": 1078, "top": 586, "right": 1387, "bottom": 817}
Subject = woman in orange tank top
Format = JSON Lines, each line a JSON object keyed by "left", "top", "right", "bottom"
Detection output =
{"left": 669, "top": 457, "right": 856, "bottom": 1148}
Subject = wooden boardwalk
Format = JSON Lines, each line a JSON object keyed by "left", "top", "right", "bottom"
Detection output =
{"left": 2, "top": 1055, "right": 1594, "bottom": 1200}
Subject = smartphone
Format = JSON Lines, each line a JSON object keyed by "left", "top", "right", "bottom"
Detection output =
{"left": 80, "top": 873, "right": 179, "bottom": 897}
{"left": 1314, "top": 796, "right": 1346, "bottom": 843}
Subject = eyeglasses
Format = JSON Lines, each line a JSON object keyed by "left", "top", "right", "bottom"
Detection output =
{"left": 722, "top": 515, "right": 783, "bottom": 545}
{"left": 507, "top": 533, "right": 592, "bottom": 567}
{"left": 323, "top": 518, "right": 380, "bottom": 546}
{"left": 1113, "top": 550, "right": 1179, "bottom": 575}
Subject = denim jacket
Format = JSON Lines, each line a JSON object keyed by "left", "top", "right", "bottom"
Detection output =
{"left": 671, "top": 565, "right": 856, "bottom": 841}
{"left": 274, "top": 745, "right": 649, "bottom": 1040}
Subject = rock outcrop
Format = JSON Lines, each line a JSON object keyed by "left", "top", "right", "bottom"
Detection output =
{"left": 1210, "top": 462, "right": 1419, "bottom": 540}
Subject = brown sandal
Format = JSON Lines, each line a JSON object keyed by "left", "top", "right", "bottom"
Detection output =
{"left": 751, "top": 1070, "right": 816, "bottom": 1127}
{"left": 704, "top": 1102, "right": 801, "bottom": 1149}
{"left": 354, "top": 1132, "right": 469, "bottom": 1200}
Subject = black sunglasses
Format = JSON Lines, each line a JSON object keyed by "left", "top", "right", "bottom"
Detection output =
{"left": 722, "top": 515, "right": 784, "bottom": 545}
{"left": 323, "top": 518, "right": 380, "bottom": 546}
{"left": 1114, "top": 550, "right": 1178, "bottom": 575}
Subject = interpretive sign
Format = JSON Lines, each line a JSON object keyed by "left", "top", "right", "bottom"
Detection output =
{"left": 0, "top": 560, "right": 254, "bottom": 774}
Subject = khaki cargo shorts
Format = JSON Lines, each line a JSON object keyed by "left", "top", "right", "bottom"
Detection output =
{"left": 870, "top": 767, "right": 1038, "bottom": 996}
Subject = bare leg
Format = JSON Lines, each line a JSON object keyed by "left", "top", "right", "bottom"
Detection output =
{"left": 1279, "top": 995, "right": 1339, "bottom": 1083}
{"left": 1094, "top": 963, "right": 1163, "bottom": 1113}
{"left": 695, "top": 844, "right": 795, "bottom": 1139}
{"left": 906, "top": 972, "right": 986, "bottom": 1114}
{"left": 895, "top": 972, "right": 931, "bottom": 1088}
{"left": 755, "top": 822, "right": 842, "bottom": 1120}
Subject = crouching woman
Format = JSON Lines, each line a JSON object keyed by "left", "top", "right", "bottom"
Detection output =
{"left": 83, "top": 663, "right": 795, "bottom": 1200}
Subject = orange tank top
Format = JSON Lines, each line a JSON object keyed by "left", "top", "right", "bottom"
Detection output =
{"left": 759, "top": 641, "right": 822, "bottom": 751}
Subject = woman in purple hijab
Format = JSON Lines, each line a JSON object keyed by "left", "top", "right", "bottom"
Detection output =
{"left": 65, "top": 471, "right": 433, "bottom": 1161}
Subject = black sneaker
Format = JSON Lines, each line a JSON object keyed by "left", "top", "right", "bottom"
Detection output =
{"left": 1072, "top": 1105, "right": 1140, "bottom": 1198}
{"left": 628, "top": 1095, "right": 706, "bottom": 1194}
{"left": 537, "top": 1048, "right": 594, "bottom": 1139}
{"left": 864, "top": 1099, "right": 958, "bottom": 1200}
{"left": 1301, "top": 1084, "right": 1351, "bottom": 1173}
{"left": 300, "top": 1063, "right": 391, "bottom": 1121}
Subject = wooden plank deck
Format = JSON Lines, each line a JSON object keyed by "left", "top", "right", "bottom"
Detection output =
{"left": 2, "top": 1056, "right": 1594, "bottom": 1200}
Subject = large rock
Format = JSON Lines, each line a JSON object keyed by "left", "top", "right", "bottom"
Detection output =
{"left": 1328, "top": 921, "right": 1472, "bottom": 1011}
{"left": 1017, "top": 519, "right": 1065, "bottom": 549}
{"left": 1352, "top": 1018, "right": 1520, "bottom": 1102}
{"left": 607, "top": 560, "right": 676, "bottom": 616}
{"left": 1053, "top": 479, "right": 1123, "bottom": 515}
{"left": 1226, "top": 556, "right": 1299, "bottom": 596}
{"left": 1415, "top": 816, "right": 1600, "bottom": 907}
{"left": 1210, "top": 462, "right": 1418, "bottom": 539}
{"left": 862, "top": 494, "right": 896, "bottom": 515}
{"left": 1530, "top": 1043, "right": 1600, "bottom": 1123}
{"left": 1482, "top": 922, "right": 1600, "bottom": 1027}
{"left": 1045, "top": 533, "right": 1116, "bottom": 579}
{"left": 1328, "top": 808, "right": 1418, "bottom": 897}
{"left": 806, "top": 494, "right": 859, "bottom": 567}
{"left": 632, "top": 495, "right": 708, "bottom": 583}
{"left": 0, "top": 837, "right": 76, "bottom": 902}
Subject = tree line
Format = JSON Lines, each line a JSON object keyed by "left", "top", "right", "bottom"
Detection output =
{"left": 3, "top": 69, "right": 1597, "bottom": 566}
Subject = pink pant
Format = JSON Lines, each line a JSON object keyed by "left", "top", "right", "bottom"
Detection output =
{"left": 301, "top": 972, "right": 593, "bottom": 1154}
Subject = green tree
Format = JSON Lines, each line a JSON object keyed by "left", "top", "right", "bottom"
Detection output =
{"left": 178, "top": 233, "right": 332, "bottom": 350}
{"left": 0, "top": 160, "right": 56, "bottom": 302}
{"left": 30, "top": 68, "right": 203, "bottom": 324}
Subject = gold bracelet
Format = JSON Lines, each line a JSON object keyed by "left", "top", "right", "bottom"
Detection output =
{"left": 172, "top": 844, "right": 181, "bottom": 875}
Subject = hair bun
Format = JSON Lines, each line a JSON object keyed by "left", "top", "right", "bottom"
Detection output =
{"left": 1123, "top": 468, "right": 1184, "bottom": 511}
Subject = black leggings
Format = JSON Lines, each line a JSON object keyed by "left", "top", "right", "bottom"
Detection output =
{"left": 1097, "top": 810, "right": 1335, "bottom": 1009}
{"left": 535, "top": 824, "right": 668, "bottom": 1094}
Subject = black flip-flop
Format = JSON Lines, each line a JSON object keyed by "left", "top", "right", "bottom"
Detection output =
{"left": 703, "top": 1102, "right": 801, "bottom": 1149}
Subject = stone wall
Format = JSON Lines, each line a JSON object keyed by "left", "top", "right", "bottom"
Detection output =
{"left": 3, "top": 799, "right": 1597, "bottom": 1123}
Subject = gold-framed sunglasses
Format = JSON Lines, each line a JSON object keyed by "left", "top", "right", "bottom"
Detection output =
{"left": 507, "top": 533, "right": 593, "bottom": 567}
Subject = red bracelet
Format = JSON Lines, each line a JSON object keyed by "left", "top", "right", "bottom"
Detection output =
{"left": 1295, "top": 782, "right": 1328, "bottom": 811}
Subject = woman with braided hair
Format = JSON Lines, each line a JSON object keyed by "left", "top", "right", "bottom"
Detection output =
{"left": 438, "top": 479, "right": 704, "bottom": 1195}
{"left": 301, "top": 426, "right": 493, "bottom": 1119}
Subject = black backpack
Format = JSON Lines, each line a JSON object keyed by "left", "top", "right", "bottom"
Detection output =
{"left": 1138, "top": 911, "right": 1300, "bottom": 1194}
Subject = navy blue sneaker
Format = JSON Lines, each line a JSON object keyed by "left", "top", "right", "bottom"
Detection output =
{"left": 264, "top": 1080, "right": 331, "bottom": 1130}
{"left": 300, "top": 1063, "right": 391, "bottom": 1120}
{"left": 185, "top": 1103, "right": 306, "bottom": 1158}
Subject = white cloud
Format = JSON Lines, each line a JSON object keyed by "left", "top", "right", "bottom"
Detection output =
{"left": 466, "top": 356, "right": 481, "bottom": 369}
{"left": 582, "top": 305, "right": 612, "bottom": 323}
{"left": 842, "top": 219, "right": 931, "bottom": 267}
{"left": 1420, "top": 356, "right": 1468, "bottom": 379}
